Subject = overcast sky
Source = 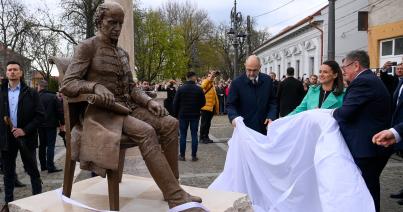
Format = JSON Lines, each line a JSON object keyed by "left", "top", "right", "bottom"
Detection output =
{"left": 23, "top": 0, "right": 329, "bottom": 35}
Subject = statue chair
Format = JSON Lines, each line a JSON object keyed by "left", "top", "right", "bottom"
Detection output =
{"left": 49, "top": 57, "right": 137, "bottom": 211}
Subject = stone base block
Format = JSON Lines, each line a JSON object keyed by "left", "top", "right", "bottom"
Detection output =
{"left": 9, "top": 175, "right": 252, "bottom": 212}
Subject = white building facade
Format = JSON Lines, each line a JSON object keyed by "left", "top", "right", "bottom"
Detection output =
{"left": 254, "top": 0, "right": 370, "bottom": 78}
{"left": 254, "top": 13, "right": 324, "bottom": 79}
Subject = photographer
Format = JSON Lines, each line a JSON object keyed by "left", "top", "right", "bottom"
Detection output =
{"left": 380, "top": 61, "right": 399, "bottom": 96}
{"left": 200, "top": 70, "right": 220, "bottom": 144}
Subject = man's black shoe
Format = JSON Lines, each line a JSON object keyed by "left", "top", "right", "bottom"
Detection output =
{"left": 192, "top": 156, "right": 199, "bottom": 161}
{"left": 14, "top": 179, "right": 26, "bottom": 187}
{"left": 178, "top": 155, "right": 186, "bottom": 161}
{"left": 202, "top": 139, "right": 213, "bottom": 144}
{"left": 398, "top": 199, "right": 403, "bottom": 205}
{"left": 48, "top": 168, "right": 63, "bottom": 173}
{"left": 41, "top": 167, "right": 47, "bottom": 171}
{"left": 390, "top": 190, "right": 403, "bottom": 199}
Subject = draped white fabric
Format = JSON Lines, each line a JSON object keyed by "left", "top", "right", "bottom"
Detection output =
{"left": 209, "top": 109, "right": 375, "bottom": 212}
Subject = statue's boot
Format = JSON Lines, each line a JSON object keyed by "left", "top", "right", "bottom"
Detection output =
{"left": 161, "top": 136, "right": 202, "bottom": 203}
{"left": 143, "top": 145, "right": 203, "bottom": 210}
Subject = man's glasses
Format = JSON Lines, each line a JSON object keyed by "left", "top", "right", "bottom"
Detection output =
{"left": 341, "top": 61, "right": 356, "bottom": 70}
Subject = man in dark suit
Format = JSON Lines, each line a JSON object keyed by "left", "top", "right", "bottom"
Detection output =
{"left": 333, "top": 51, "right": 392, "bottom": 212}
{"left": 227, "top": 55, "right": 277, "bottom": 135}
{"left": 277, "top": 67, "right": 305, "bottom": 117}
{"left": 373, "top": 62, "right": 403, "bottom": 205}
{"left": 37, "top": 80, "right": 64, "bottom": 173}
{"left": 0, "top": 61, "right": 45, "bottom": 212}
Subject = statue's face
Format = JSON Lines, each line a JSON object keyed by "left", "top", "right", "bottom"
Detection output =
{"left": 99, "top": 8, "right": 124, "bottom": 41}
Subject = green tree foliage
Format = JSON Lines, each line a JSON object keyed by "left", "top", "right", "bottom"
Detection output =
{"left": 133, "top": 1, "right": 270, "bottom": 82}
{"left": 134, "top": 8, "right": 187, "bottom": 82}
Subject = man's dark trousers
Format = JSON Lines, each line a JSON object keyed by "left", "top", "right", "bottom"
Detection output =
{"left": 1, "top": 136, "right": 41, "bottom": 203}
{"left": 179, "top": 119, "right": 199, "bottom": 157}
{"left": 354, "top": 157, "right": 389, "bottom": 212}
{"left": 200, "top": 110, "right": 214, "bottom": 141}
{"left": 38, "top": 127, "right": 57, "bottom": 170}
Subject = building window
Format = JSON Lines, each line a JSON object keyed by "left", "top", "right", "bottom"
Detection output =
{"left": 380, "top": 37, "right": 403, "bottom": 66}
{"left": 381, "top": 37, "right": 403, "bottom": 56}
{"left": 382, "top": 40, "right": 393, "bottom": 56}
{"left": 296, "top": 60, "right": 300, "bottom": 77}
{"left": 395, "top": 37, "right": 403, "bottom": 55}
{"left": 309, "top": 57, "right": 315, "bottom": 75}
{"left": 287, "top": 62, "right": 291, "bottom": 68}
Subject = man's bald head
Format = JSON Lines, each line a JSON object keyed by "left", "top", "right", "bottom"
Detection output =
{"left": 245, "top": 55, "right": 261, "bottom": 67}
{"left": 244, "top": 55, "right": 261, "bottom": 80}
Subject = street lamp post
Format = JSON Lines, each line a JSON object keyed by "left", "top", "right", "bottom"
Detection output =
{"left": 228, "top": 0, "right": 247, "bottom": 79}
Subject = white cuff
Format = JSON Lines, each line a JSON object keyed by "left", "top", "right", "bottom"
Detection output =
{"left": 389, "top": 128, "right": 401, "bottom": 143}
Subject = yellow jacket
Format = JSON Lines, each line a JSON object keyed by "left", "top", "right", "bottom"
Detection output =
{"left": 201, "top": 78, "right": 219, "bottom": 114}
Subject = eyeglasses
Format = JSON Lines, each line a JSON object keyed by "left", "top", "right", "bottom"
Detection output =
{"left": 341, "top": 61, "right": 356, "bottom": 70}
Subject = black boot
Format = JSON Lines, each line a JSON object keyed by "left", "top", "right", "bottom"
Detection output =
{"left": 390, "top": 189, "right": 403, "bottom": 199}
{"left": 31, "top": 177, "right": 42, "bottom": 195}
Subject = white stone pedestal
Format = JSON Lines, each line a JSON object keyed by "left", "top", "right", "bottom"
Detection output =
{"left": 9, "top": 175, "right": 252, "bottom": 212}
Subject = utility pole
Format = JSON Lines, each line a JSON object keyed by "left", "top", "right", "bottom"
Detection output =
{"left": 328, "top": 0, "right": 336, "bottom": 60}
{"left": 247, "top": 15, "right": 252, "bottom": 56}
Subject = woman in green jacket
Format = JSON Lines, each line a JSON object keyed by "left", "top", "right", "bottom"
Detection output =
{"left": 289, "top": 60, "right": 345, "bottom": 115}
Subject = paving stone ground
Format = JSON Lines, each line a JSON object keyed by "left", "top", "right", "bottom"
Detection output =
{"left": 1, "top": 115, "right": 402, "bottom": 212}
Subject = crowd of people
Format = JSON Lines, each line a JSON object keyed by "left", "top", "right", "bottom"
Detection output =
{"left": 0, "top": 50, "right": 402, "bottom": 211}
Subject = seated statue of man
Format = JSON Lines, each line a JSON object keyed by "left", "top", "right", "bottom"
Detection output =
{"left": 60, "top": 2, "right": 204, "bottom": 210}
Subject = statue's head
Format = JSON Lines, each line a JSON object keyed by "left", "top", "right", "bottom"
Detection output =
{"left": 94, "top": 2, "right": 124, "bottom": 42}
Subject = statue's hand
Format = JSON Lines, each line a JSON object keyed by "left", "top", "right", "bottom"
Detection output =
{"left": 147, "top": 100, "right": 169, "bottom": 117}
{"left": 94, "top": 84, "right": 115, "bottom": 107}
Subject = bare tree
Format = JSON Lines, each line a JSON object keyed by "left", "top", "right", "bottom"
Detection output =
{"left": 24, "top": 29, "right": 59, "bottom": 81}
{"left": 60, "top": 0, "right": 103, "bottom": 41}
{"left": 161, "top": 1, "right": 213, "bottom": 70}
{"left": 0, "top": 0, "right": 33, "bottom": 53}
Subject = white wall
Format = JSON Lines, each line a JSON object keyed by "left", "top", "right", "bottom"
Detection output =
{"left": 257, "top": 24, "right": 321, "bottom": 79}
{"left": 369, "top": 0, "right": 403, "bottom": 27}
{"left": 318, "top": 0, "right": 369, "bottom": 64}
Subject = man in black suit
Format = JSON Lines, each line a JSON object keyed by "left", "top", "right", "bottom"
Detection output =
{"left": 0, "top": 61, "right": 45, "bottom": 211}
{"left": 333, "top": 51, "right": 392, "bottom": 212}
{"left": 373, "top": 62, "right": 403, "bottom": 205}
{"left": 227, "top": 55, "right": 277, "bottom": 135}
{"left": 37, "top": 80, "right": 64, "bottom": 173}
{"left": 277, "top": 67, "right": 305, "bottom": 117}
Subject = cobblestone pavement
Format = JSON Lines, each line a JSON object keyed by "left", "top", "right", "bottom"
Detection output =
{"left": 1, "top": 115, "right": 403, "bottom": 212}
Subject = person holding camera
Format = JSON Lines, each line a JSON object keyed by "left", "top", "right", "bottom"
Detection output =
{"left": 380, "top": 61, "right": 399, "bottom": 96}
{"left": 200, "top": 70, "right": 220, "bottom": 144}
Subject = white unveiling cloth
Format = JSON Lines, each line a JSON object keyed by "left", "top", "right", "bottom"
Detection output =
{"left": 209, "top": 109, "right": 375, "bottom": 212}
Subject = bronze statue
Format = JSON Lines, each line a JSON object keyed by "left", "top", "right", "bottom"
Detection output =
{"left": 60, "top": 2, "right": 204, "bottom": 211}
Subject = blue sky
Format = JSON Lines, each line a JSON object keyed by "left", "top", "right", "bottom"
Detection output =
{"left": 24, "top": 0, "right": 329, "bottom": 35}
